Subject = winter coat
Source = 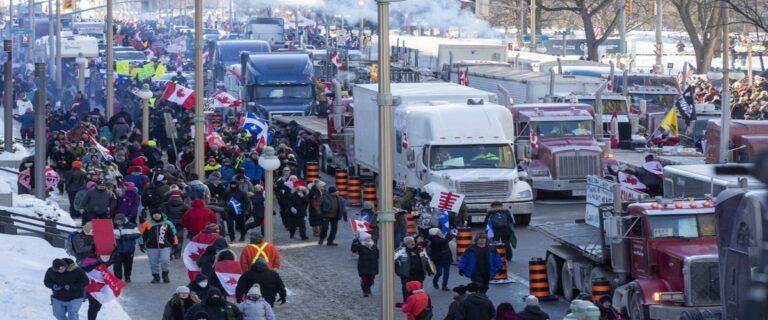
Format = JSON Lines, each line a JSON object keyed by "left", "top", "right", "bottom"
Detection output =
{"left": 351, "top": 242, "right": 379, "bottom": 276}
{"left": 240, "top": 242, "right": 280, "bottom": 272}
{"left": 118, "top": 189, "right": 142, "bottom": 220}
{"left": 111, "top": 121, "right": 132, "bottom": 142}
{"left": 457, "top": 244, "right": 503, "bottom": 281}
{"left": 484, "top": 207, "right": 515, "bottom": 238}
{"left": 519, "top": 306, "right": 550, "bottom": 320}
{"left": 395, "top": 246, "right": 428, "bottom": 282}
{"left": 307, "top": 187, "right": 323, "bottom": 226}
{"left": 80, "top": 188, "right": 118, "bottom": 216}
{"left": 114, "top": 222, "right": 140, "bottom": 253}
{"left": 235, "top": 263, "right": 287, "bottom": 305}
{"left": 241, "top": 159, "right": 264, "bottom": 183}
{"left": 184, "top": 288, "right": 244, "bottom": 320}
{"left": 224, "top": 188, "right": 251, "bottom": 219}
{"left": 239, "top": 297, "right": 275, "bottom": 320}
{"left": 139, "top": 214, "right": 178, "bottom": 249}
{"left": 125, "top": 172, "right": 149, "bottom": 195}
{"left": 289, "top": 186, "right": 310, "bottom": 217}
{"left": 320, "top": 193, "right": 347, "bottom": 220}
{"left": 182, "top": 199, "right": 218, "bottom": 234}
{"left": 162, "top": 294, "right": 198, "bottom": 320}
{"left": 70, "top": 231, "right": 95, "bottom": 261}
{"left": 444, "top": 294, "right": 466, "bottom": 320}
{"left": 185, "top": 180, "right": 211, "bottom": 204}
{"left": 52, "top": 150, "right": 76, "bottom": 171}
{"left": 199, "top": 238, "right": 230, "bottom": 278}
{"left": 220, "top": 166, "right": 236, "bottom": 183}
{"left": 428, "top": 233, "right": 455, "bottom": 264}
{"left": 129, "top": 156, "right": 150, "bottom": 176}
{"left": 209, "top": 250, "right": 240, "bottom": 295}
{"left": 401, "top": 281, "right": 430, "bottom": 320}
{"left": 456, "top": 292, "right": 496, "bottom": 320}
{"left": 43, "top": 261, "right": 90, "bottom": 301}
{"left": 64, "top": 169, "right": 87, "bottom": 193}
{"left": 142, "top": 182, "right": 169, "bottom": 210}
{"left": 73, "top": 188, "right": 89, "bottom": 212}
{"left": 188, "top": 276, "right": 211, "bottom": 299}
{"left": 165, "top": 197, "right": 191, "bottom": 225}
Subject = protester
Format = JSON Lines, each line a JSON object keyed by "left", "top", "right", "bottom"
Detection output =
{"left": 319, "top": 186, "right": 347, "bottom": 246}
{"left": 113, "top": 214, "right": 140, "bottom": 282}
{"left": 399, "top": 281, "right": 431, "bottom": 320}
{"left": 519, "top": 295, "right": 551, "bottom": 320}
{"left": 444, "top": 285, "right": 468, "bottom": 320}
{"left": 184, "top": 288, "right": 243, "bottom": 320}
{"left": 235, "top": 259, "right": 287, "bottom": 307}
{"left": 163, "top": 286, "right": 200, "bottom": 320}
{"left": 427, "top": 227, "right": 455, "bottom": 291}
{"left": 44, "top": 258, "right": 90, "bottom": 320}
{"left": 239, "top": 232, "right": 280, "bottom": 271}
{"left": 494, "top": 302, "right": 523, "bottom": 320}
{"left": 139, "top": 209, "right": 178, "bottom": 283}
{"left": 484, "top": 201, "right": 516, "bottom": 260}
{"left": 239, "top": 284, "right": 276, "bottom": 320}
{"left": 350, "top": 232, "right": 379, "bottom": 297}
{"left": 457, "top": 233, "right": 503, "bottom": 292}
{"left": 455, "top": 282, "right": 495, "bottom": 320}
{"left": 395, "top": 236, "right": 429, "bottom": 301}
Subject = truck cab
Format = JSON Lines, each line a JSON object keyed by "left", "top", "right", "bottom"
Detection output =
{"left": 552, "top": 91, "right": 633, "bottom": 148}
{"left": 240, "top": 52, "right": 316, "bottom": 121}
{"left": 704, "top": 120, "right": 768, "bottom": 164}
{"left": 511, "top": 103, "right": 616, "bottom": 197}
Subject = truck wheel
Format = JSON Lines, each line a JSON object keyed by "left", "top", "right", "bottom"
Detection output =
{"left": 546, "top": 255, "right": 563, "bottom": 296}
{"left": 561, "top": 263, "right": 578, "bottom": 301}
{"left": 629, "top": 290, "right": 649, "bottom": 320}
{"left": 680, "top": 310, "right": 705, "bottom": 320}
{"left": 514, "top": 214, "right": 531, "bottom": 226}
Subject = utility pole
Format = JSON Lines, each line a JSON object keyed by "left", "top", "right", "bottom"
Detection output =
{"left": 47, "top": 0, "right": 53, "bottom": 69}
{"left": 7, "top": 0, "right": 12, "bottom": 41}
{"left": 618, "top": 0, "right": 626, "bottom": 55}
{"left": 28, "top": 0, "right": 35, "bottom": 63}
{"left": 530, "top": 0, "right": 536, "bottom": 49}
{"left": 719, "top": 7, "right": 730, "bottom": 164}
{"left": 4, "top": 40, "right": 13, "bottom": 153}
{"left": 517, "top": 0, "right": 524, "bottom": 49}
{"left": 55, "top": 0, "right": 61, "bottom": 96}
{"left": 193, "top": 0, "right": 204, "bottom": 179}
{"left": 654, "top": 0, "right": 662, "bottom": 68}
{"left": 105, "top": 0, "right": 114, "bottom": 118}
{"left": 376, "top": 0, "right": 395, "bottom": 319}
{"left": 33, "top": 62, "right": 46, "bottom": 200}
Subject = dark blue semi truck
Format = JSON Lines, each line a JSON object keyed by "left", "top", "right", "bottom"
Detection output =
{"left": 240, "top": 52, "right": 316, "bottom": 121}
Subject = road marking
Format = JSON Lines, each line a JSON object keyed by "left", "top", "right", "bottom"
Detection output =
{"left": 507, "top": 271, "right": 530, "bottom": 287}
{"left": 276, "top": 242, "right": 321, "bottom": 250}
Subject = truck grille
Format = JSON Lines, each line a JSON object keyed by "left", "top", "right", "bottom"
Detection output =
{"left": 555, "top": 152, "right": 600, "bottom": 179}
{"left": 686, "top": 257, "right": 720, "bottom": 306}
{"left": 457, "top": 180, "right": 510, "bottom": 200}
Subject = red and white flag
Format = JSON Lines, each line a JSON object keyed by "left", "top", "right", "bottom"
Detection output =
{"left": 86, "top": 264, "right": 126, "bottom": 304}
{"left": 214, "top": 260, "right": 242, "bottom": 298}
{"left": 458, "top": 68, "right": 469, "bottom": 86}
{"left": 350, "top": 219, "right": 372, "bottom": 234}
{"left": 144, "top": 48, "right": 155, "bottom": 60}
{"left": 329, "top": 51, "right": 344, "bottom": 71}
{"left": 182, "top": 233, "right": 220, "bottom": 271}
{"left": 619, "top": 171, "right": 647, "bottom": 192}
{"left": 87, "top": 133, "right": 112, "bottom": 160}
{"left": 212, "top": 91, "right": 243, "bottom": 108}
{"left": 530, "top": 127, "right": 539, "bottom": 151}
{"left": 205, "top": 121, "right": 226, "bottom": 149}
{"left": 429, "top": 191, "right": 465, "bottom": 213}
{"left": 642, "top": 160, "right": 664, "bottom": 178}
{"left": 160, "top": 81, "right": 195, "bottom": 110}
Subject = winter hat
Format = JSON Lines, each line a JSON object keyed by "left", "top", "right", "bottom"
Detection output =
{"left": 358, "top": 231, "right": 372, "bottom": 240}
{"left": 169, "top": 190, "right": 183, "bottom": 198}
{"left": 203, "top": 223, "right": 220, "bottom": 233}
{"left": 249, "top": 231, "right": 264, "bottom": 243}
{"left": 315, "top": 180, "right": 327, "bottom": 188}
{"left": 247, "top": 284, "right": 262, "bottom": 297}
{"left": 490, "top": 201, "right": 503, "bottom": 208}
{"left": 113, "top": 214, "right": 127, "bottom": 224}
{"left": 466, "top": 282, "right": 481, "bottom": 293}
{"left": 125, "top": 182, "right": 137, "bottom": 191}
{"left": 193, "top": 311, "right": 209, "bottom": 320}
{"left": 72, "top": 161, "right": 82, "bottom": 169}
{"left": 86, "top": 181, "right": 96, "bottom": 190}
{"left": 363, "top": 202, "right": 374, "bottom": 210}
{"left": 452, "top": 285, "right": 467, "bottom": 295}
{"left": 428, "top": 228, "right": 440, "bottom": 236}
{"left": 194, "top": 273, "right": 208, "bottom": 283}
{"left": 176, "top": 286, "right": 191, "bottom": 294}
{"left": 207, "top": 157, "right": 216, "bottom": 163}
{"left": 524, "top": 295, "right": 539, "bottom": 307}
{"left": 52, "top": 258, "right": 67, "bottom": 269}
{"left": 254, "top": 257, "right": 268, "bottom": 266}
{"left": 419, "top": 191, "right": 432, "bottom": 200}
{"left": 328, "top": 186, "right": 338, "bottom": 194}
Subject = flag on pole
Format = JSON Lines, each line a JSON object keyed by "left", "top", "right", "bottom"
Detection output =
{"left": 86, "top": 264, "right": 126, "bottom": 304}
{"left": 229, "top": 197, "right": 242, "bottom": 215}
{"left": 205, "top": 121, "right": 226, "bottom": 149}
{"left": 438, "top": 210, "right": 450, "bottom": 235}
{"left": 658, "top": 107, "right": 679, "bottom": 137}
{"left": 214, "top": 260, "right": 243, "bottom": 298}
{"left": 243, "top": 112, "right": 270, "bottom": 151}
{"left": 676, "top": 85, "right": 696, "bottom": 124}
{"left": 212, "top": 91, "right": 242, "bottom": 108}
{"left": 350, "top": 219, "right": 372, "bottom": 233}
{"left": 429, "top": 191, "right": 465, "bottom": 213}
{"left": 87, "top": 133, "right": 112, "bottom": 160}
{"left": 160, "top": 81, "right": 195, "bottom": 109}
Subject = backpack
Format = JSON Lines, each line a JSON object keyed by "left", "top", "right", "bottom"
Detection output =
{"left": 491, "top": 212, "right": 509, "bottom": 232}
{"left": 415, "top": 296, "right": 433, "bottom": 320}
{"left": 64, "top": 232, "right": 77, "bottom": 257}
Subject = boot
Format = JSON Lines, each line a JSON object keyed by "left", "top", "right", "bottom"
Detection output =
{"left": 432, "top": 279, "right": 439, "bottom": 290}
{"left": 162, "top": 272, "right": 170, "bottom": 283}
{"left": 362, "top": 284, "right": 369, "bottom": 297}
{"left": 442, "top": 285, "right": 449, "bottom": 291}
{"left": 151, "top": 274, "right": 160, "bottom": 283}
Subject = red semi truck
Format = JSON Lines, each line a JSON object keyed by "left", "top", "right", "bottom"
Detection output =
{"left": 704, "top": 120, "right": 768, "bottom": 164}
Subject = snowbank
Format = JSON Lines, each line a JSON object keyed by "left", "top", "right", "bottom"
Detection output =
{"left": 0, "top": 194, "right": 76, "bottom": 225}
{"left": 0, "top": 234, "right": 131, "bottom": 320}
{"left": 0, "top": 143, "right": 31, "bottom": 161}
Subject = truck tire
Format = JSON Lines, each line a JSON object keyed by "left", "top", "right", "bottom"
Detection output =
{"left": 514, "top": 214, "right": 531, "bottom": 226}
{"left": 561, "top": 263, "right": 578, "bottom": 301}
{"left": 629, "top": 290, "right": 649, "bottom": 320}
{"left": 546, "top": 254, "right": 563, "bottom": 296}
{"left": 680, "top": 310, "right": 705, "bottom": 320}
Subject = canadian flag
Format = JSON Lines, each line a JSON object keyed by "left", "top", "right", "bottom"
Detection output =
{"left": 530, "top": 127, "right": 539, "bottom": 151}
{"left": 144, "top": 48, "right": 155, "bottom": 60}
{"left": 214, "top": 260, "right": 243, "bottom": 298}
{"left": 642, "top": 160, "right": 664, "bottom": 178}
{"left": 330, "top": 51, "right": 344, "bottom": 71}
{"left": 212, "top": 91, "right": 243, "bottom": 108}
{"left": 350, "top": 219, "right": 372, "bottom": 234}
{"left": 86, "top": 264, "right": 126, "bottom": 305}
{"left": 161, "top": 81, "right": 195, "bottom": 110}
{"left": 429, "top": 191, "right": 466, "bottom": 213}
{"left": 205, "top": 121, "right": 226, "bottom": 149}
{"left": 183, "top": 233, "right": 221, "bottom": 272}
{"left": 619, "top": 171, "right": 647, "bottom": 192}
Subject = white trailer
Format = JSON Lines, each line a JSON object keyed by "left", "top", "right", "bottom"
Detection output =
{"left": 434, "top": 44, "right": 507, "bottom": 74}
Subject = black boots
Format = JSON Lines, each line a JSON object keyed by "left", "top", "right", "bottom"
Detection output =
{"left": 162, "top": 271, "right": 170, "bottom": 283}
{"left": 151, "top": 274, "right": 160, "bottom": 283}
{"left": 362, "top": 284, "right": 372, "bottom": 297}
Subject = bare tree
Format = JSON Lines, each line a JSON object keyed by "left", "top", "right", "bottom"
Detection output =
{"left": 539, "top": 0, "right": 620, "bottom": 60}
{"left": 722, "top": 0, "right": 768, "bottom": 33}
{"left": 669, "top": 0, "right": 724, "bottom": 73}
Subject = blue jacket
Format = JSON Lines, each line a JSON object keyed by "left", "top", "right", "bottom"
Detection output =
{"left": 457, "top": 244, "right": 503, "bottom": 279}
{"left": 114, "top": 222, "right": 141, "bottom": 253}
{"left": 242, "top": 159, "right": 264, "bottom": 183}
{"left": 16, "top": 112, "right": 35, "bottom": 129}
{"left": 220, "top": 166, "right": 236, "bottom": 183}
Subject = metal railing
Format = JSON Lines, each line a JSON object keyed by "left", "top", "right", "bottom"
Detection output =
{"left": 0, "top": 209, "right": 79, "bottom": 248}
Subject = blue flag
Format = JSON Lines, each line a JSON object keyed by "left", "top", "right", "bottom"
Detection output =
{"left": 439, "top": 210, "right": 450, "bottom": 235}
{"left": 485, "top": 219, "right": 494, "bottom": 239}
{"left": 229, "top": 197, "right": 242, "bottom": 216}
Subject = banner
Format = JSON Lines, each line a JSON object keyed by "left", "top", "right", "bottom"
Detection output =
{"left": 86, "top": 264, "right": 126, "bottom": 304}
{"left": 429, "top": 191, "right": 465, "bottom": 213}
{"left": 92, "top": 219, "right": 116, "bottom": 256}
{"left": 44, "top": 167, "right": 60, "bottom": 188}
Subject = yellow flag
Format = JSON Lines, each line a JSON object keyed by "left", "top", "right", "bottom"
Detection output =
{"left": 659, "top": 107, "right": 678, "bottom": 136}
{"left": 130, "top": 68, "right": 139, "bottom": 79}
{"left": 116, "top": 61, "right": 129, "bottom": 76}
{"left": 155, "top": 63, "right": 167, "bottom": 79}
{"left": 370, "top": 64, "right": 379, "bottom": 82}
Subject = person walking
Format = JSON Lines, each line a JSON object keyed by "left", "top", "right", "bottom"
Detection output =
{"left": 484, "top": 201, "right": 516, "bottom": 260}
{"left": 288, "top": 183, "right": 309, "bottom": 240}
{"left": 223, "top": 181, "right": 251, "bottom": 242}
{"left": 399, "top": 281, "right": 431, "bottom": 320}
{"left": 44, "top": 258, "right": 90, "bottom": 320}
{"left": 64, "top": 161, "right": 87, "bottom": 218}
{"left": 188, "top": 274, "right": 211, "bottom": 300}
{"left": 165, "top": 191, "right": 190, "bottom": 258}
{"left": 239, "top": 232, "right": 280, "bottom": 272}
{"left": 163, "top": 286, "right": 200, "bottom": 320}
{"left": 112, "top": 214, "right": 140, "bottom": 282}
{"left": 235, "top": 259, "right": 287, "bottom": 307}
{"left": 307, "top": 180, "right": 326, "bottom": 237}
{"left": 413, "top": 192, "right": 435, "bottom": 238}
{"left": 239, "top": 285, "right": 275, "bottom": 320}
{"left": 319, "top": 186, "right": 347, "bottom": 246}
{"left": 184, "top": 288, "right": 243, "bottom": 320}
{"left": 457, "top": 233, "right": 503, "bottom": 292}
{"left": 395, "top": 236, "right": 429, "bottom": 301}
{"left": 494, "top": 302, "right": 524, "bottom": 320}
{"left": 444, "top": 285, "right": 468, "bottom": 320}
{"left": 139, "top": 209, "right": 178, "bottom": 283}
{"left": 350, "top": 232, "right": 379, "bottom": 297}
{"left": 455, "top": 282, "right": 495, "bottom": 320}
{"left": 427, "top": 228, "right": 455, "bottom": 291}
{"left": 79, "top": 179, "right": 118, "bottom": 223}
{"left": 182, "top": 200, "right": 218, "bottom": 239}
{"left": 519, "top": 295, "right": 550, "bottom": 320}
{"left": 117, "top": 182, "right": 142, "bottom": 224}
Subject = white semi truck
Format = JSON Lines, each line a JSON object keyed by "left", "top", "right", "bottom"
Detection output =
{"left": 353, "top": 82, "right": 534, "bottom": 225}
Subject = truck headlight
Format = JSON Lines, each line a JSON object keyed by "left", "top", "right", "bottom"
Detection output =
{"left": 516, "top": 189, "right": 532, "bottom": 199}
{"left": 529, "top": 168, "right": 550, "bottom": 177}
{"left": 652, "top": 292, "right": 685, "bottom": 303}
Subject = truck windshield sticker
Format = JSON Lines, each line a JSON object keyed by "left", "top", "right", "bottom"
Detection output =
{"left": 653, "top": 228, "right": 673, "bottom": 238}
{"left": 443, "top": 157, "right": 465, "bottom": 167}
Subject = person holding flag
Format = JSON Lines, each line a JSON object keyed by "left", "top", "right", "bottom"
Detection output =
{"left": 44, "top": 258, "right": 90, "bottom": 320}
{"left": 350, "top": 232, "right": 379, "bottom": 297}
{"left": 223, "top": 181, "right": 251, "bottom": 242}
{"left": 651, "top": 107, "right": 680, "bottom": 147}
{"left": 457, "top": 233, "right": 503, "bottom": 293}
{"left": 427, "top": 227, "right": 455, "bottom": 291}
{"left": 483, "top": 201, "right": 517, "bottom": 260}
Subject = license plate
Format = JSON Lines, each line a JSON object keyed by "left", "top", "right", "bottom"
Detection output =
{"left": 470, "top": 216, "right": 485, "bottom": 223}
{"left": 572, "top": 190, "right": 586, "bottom": 196}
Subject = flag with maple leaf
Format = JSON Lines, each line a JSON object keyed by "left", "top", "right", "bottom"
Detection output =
{"left": 86, "top": 263, "right": 126, "bottom": 304}
{"left": 350, "top": 219, "right": 372, "bottom": 234}
{"left": 183, "top": 233, "right": 221, "bottom": 272}
{"left": 619, "top": 171, "right": 647, "bottom": 192}
{"left": 160, "top": 81, "right": 195, "bottom": 110}
{"left": 212, "top": 91, "right": 243, "bottom": 109}
{"left": 214, "top": 259, "right": 243, "bottom": 297}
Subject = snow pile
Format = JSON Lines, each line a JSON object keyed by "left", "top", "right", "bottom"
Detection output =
{"left": 0, "top": 194, "right": 75, "bottom": 225}
{"left": 0, "top": 143, "right": 31, "bottom": 161}
{"left": 0, "top": 178, "right": 11, "bottom": 194}
{"left": 0, "top": 234, "right": 131, "bottom": 320}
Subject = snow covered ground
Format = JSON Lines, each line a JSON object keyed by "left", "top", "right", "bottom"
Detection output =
{"left": 0, "top": 234, "right": 131, "bottom": 320}
{"left": 0, "top": 109, "right": 31, "bottom": 160}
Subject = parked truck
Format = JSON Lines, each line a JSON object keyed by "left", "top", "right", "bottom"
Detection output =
{"left": 510, "top": 103, "right": 617, "bottom": 197}
{"left": 240, "top": 52, "right": 316, "bottom": 121}
{"left": 353, "top": 82, "right": 534, "bottom": 225}
{"left": 662, "top": 164, "right": 763, "bottom": 198}
{"left": 248, "top": 17, "right": 286, "bottom": 50}
{"left": 537, "top": 176, "right": 721, "bottom": 320}
{"left": 704, "top": 120, "right": 768, "bottom": 164}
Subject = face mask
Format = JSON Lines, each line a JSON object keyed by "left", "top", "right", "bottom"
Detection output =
{"left": 209, "top": 296, "right": 222, "bottom": 304}
{"left": 297, "top": 192, "right": 304, "bottom": 197}
{"left": 198, "top": 281, "right": 208, "bottom": 288}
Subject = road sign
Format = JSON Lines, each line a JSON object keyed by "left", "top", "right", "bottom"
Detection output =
{"left": 11, "top": 28, "right": 33, "bottom": 35}
{"left": 522, "top": 35, "right": 550, "bottom": 42}
{"left": 667, "top": 62, "right": 674, "bottom": 69}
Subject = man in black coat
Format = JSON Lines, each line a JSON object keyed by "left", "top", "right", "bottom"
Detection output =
{"left": 184, "top": 288, "right": 243, "bottom": 320}
{"left": 456, "top": 282, "right": 495, "bottom": 320}
{"left": 288, "top": 185, "right": 310, "bottom": 240}
{"left": 235, "top": 259, "right": 287, "bottom": 306}
{"left": 427, "top": 228, "right": 455, "bottom": 290}
{"left": 44, "top": 258, "right": 90, "bottom": 320}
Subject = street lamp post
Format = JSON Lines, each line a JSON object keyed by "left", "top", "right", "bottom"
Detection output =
{"left": 3, "top": 40, "right": 13, "bottom": 153}
{"left": 106, "top": 0, "right": 114, "bottom": 118}
{"left": 193, "top": 0, "right": 204, "bottom": 179}
{"left": 76, "top": 52, "right": 87, "bottom": 93}
{"left": 136, "top": 84, "right": 154, "bottom": 141}
{"left": 258, "top": 147, "right": 281, "bottom": 243}
{"left": 33, "top": 62, "right": 46, "bottom": 200}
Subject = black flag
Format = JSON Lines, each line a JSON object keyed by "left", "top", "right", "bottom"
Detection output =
{"left": 676, "top": 85, "right": 696, "bottom": 124}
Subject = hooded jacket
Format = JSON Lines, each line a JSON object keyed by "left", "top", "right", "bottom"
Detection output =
{"left": 164, "top": 197, "right": 191, "bottom": 225}
{"left": 518, "top": 305, "right": 550, "bottom": 320}
{"left": 182, "top": 199, "right": 218, "bottom": 234}
{"left": 351, "top": 241, "right": 379, "bottom": 276}
{"left": 401, "top": 281, "right": 429, "bottom": 320}
{"left": 184, "top": 288, "right": 243, "bottom": 320}
{"left": 188, "top": 274, "right": 211, "bottom": 299}
{"left": 234, "top": 262, "right": 286, "bottom": 305}
{"left": 118, "top": 188, "right": 141, "bottom": 220}
{"left": 457, "top": 244, "right": 503, "bottom": 281}
{"left": 198, "top": 238, "right": 229, "bottom": 278}
{"left": 289, "top": 186, "right": 310, "bottom": 217}
{"left": 64, "top": 168, "right": 87, "bottom": 193}
{"left": 456, "top": 292, "right": 496, "bottom": 320}
{"left": 129, "top": 156, "right": 150, "bottom": 175}
{"left": 80, "top": 188, "right": 118, "bottom": 216}
{"left": 43, "top": 260, "right": 90, "bottom": 301}
{"left": 239, "top": 295, "right": 275, "bottom": 320}
{"left": 428, "top": 233, "right": 455, "bottom": 264}
{"left": 113, "top": 217, "right": 140, "bottom": 253}
{"left": 139, "top": 214, "right": 178, "bottom": 249}
{"left": 162, "top": 292, "right": 199, "bottom": 320}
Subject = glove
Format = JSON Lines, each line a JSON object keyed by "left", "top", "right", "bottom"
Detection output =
{"left": 290, "top": 207, "right": 297, "bottom": 214}
{"left": 139, "top": 244, "right": 146, "bottom": 253}
{"left": 458, "top": 269, "right": 465, "bottom": 277}
{"left": 64, "top": 285, "right": 70, "bottom": 290}
{"left": 278, "top": 296, "right": 286, "bottom": 305}
{"left": 52, "top": 284, "right": 62, "bottom": 291}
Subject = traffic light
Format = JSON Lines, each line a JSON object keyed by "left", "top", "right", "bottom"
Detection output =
{"left": 625, "top": 0, "right": 632, "bottom": 15}
{"left": 654, "top": 43, "right": 663, "bottom": 56}
{"left": 62, "top": 0, "right": 75, "bottom": 11}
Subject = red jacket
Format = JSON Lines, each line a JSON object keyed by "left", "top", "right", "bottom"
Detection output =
{"left": 129, "top": 157, "right": 150, "bottom": 175}
{"left": 181, "top": 199, "right": 218, "bottom": 234}
{"left": 402, "top": 281, "right": 429, "bottom": 320}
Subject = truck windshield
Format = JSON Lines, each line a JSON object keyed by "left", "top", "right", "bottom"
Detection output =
{"left": 648, "top": 214, "right": 716, "bottom": 239}
{"left": 252, "top": 85, "right": 312, "bottom": 99}
{"left": 115, "top": 51, "right": 147, "bottom": 61}
{"left": 430, "top": 144, "right": 515, "bottom": 170}
{"left": 533, "top": 120, "right": 593, "bottom": 137}
{"left": 630, "top": 93, "right": 676, "bottom": 107}
{"left": 581, "top": 100, "right": 628, "bottom": 115}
